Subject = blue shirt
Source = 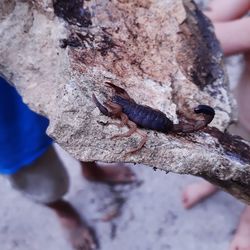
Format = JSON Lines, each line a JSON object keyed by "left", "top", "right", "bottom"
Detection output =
{"left": 0, "top": 77, "right": 52, "bottom": 174}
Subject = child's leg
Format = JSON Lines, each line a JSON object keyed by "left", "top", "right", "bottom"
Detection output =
{"left": 8, "top": 146, "right": 97, "bottom": 250}
{"left": 182, "top": 181, "right": 218, "bottom": 209}
{"left": 182, "top": 58, "right": 250, "bottom": 250}
{"left": 229, "top": 206, "right": 250, "bottom": 250}
{"left": 182, "top": 2, "right": 250, "bottom": 250}
{"left": 205, "top": 0, "right": 250, "bottom": 22}
{"left": 228, "top": 59, "right": 250, "bottom": 250}
{"left": 212, "top": 18, "right": 250, "bottom": 56}
{"left": 234, "top": 54, "right": 250, "bottom": 134}
{"left": 81, "top": 161, "right": 136, "bottom": 184}
{"left": 181, "top": 0, "right": 250, "bottom": 207}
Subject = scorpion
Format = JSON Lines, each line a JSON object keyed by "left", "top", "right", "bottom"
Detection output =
{"left": 93, "top": 82, "right": 215, "bottom": 154}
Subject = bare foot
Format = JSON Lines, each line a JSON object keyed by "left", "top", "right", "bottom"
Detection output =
{"left": 65, "top": 223, "right": 97, "bottom": 250}
{"left": 182, "top": 181, "right": 218, "bottom": 209}
{"left": 230, "top": 206, "right": 250, "bottom": 250}
{"left": 48, "top": 200, "right": 98, "bottom": 250}
{"left": 81, "top": 161, "right": 136, "bottom": 184}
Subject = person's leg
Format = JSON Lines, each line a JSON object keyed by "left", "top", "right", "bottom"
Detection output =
{"left": 211, "top": 18, "right": 250, "bottom": 56}
{"left": 229, "top": 206, "right": 250, "bottom": 250}
{"left": 182, "top": 65, "right": 250, "bottom": 248}
{"left": 182, "top": 60, "right": 250, "bottom": 249}
{"left": 8, "top": 146, "right": 97, "bottom": 250}
{"left": 182, "top": 0, "right": 250, "bottom": 208}
{"left": 182, "top": 181, "right": 218, "bottom": 209}
{"left": 81, "top": 161, "right": 136, "bottom": 184}
{"left": 47, "top": 200, "right": 97, "bottom": 250}
{"left": 226, "top": 55, "right": 250, "bottom": 250}
{"left": 234, "top": 54, "right": 250, "bottom": 134}
{"left": 205, "top": 0, "right": 250, "bottom": 22}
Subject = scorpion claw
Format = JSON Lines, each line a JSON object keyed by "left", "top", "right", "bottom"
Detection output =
{"left": 105, "top": 82, "right": 131, "bottom": 100}
{"left": 92, "top": 94, "right": 111, "bottom": 117}
{"left": 105, "top": 82, "right": 125, "bottom": 93}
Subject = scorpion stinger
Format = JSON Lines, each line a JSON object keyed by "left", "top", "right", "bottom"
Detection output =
{"left": 194, "top": 105, "right": 215, "bottom": 124}
{"left": 172, "top": 105, "right": 215, "bottom": 133}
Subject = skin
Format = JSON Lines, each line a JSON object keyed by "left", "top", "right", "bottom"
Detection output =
{"left": 47, "top": 200, "right": 97, "bottom": 250}
{"left": 206, "top": 0, "right": 250, "bottom": 22}
{"left": 48, "top": 162, "right": 135, "bottom": 250}
{"left": 182, "top": 1, "right": 250, "bottom": 250}
{"left": 81, "top": 161, "right": 136, "bottom": 184}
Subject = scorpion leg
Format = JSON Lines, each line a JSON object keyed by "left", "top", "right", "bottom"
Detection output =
{"left": 94, "top": 91, "right": 147, "bottom": 153}
{"left": 125, "top": 130, "right": 148, "bottom": 155}
{"left": 93, "top": 95, "right": 124, "bottom": 121}
{"left": 104, "top": 101, "right": 127, "bottom": 127}
{"left": 105, "top": 82, "right": 135, "bottom": 102}
{"left": 104, "top": 101, "right": 123, "bottom": 116}
{"left": 111, "top": 115, "right": 137, "bottom": 138}
{"left": 111, "top": 115, "right": 148, "bottom": 154}
{"left": 116, "top": 112, "right": 129, "bottom": 128}
{"left": 93, "top": 95, "right": 136, "bottom": 137}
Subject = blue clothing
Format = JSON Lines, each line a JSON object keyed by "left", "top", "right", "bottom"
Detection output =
{"left": 0, "top": 77, "right": 53, "bottom": 174}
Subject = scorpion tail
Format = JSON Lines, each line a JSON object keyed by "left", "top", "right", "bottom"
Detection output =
{"left": 194, "top": 105, "right": 215, "bottom": 125}
{"left": 92, "top": 94, "right": 112, "bottom": 117}
{"left": 173, "top": 105, "right": 215, "bottom": 133}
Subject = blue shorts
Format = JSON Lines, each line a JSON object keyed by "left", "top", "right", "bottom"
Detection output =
{"left": 0, "top": 77, "right": 53, "bottom": 174}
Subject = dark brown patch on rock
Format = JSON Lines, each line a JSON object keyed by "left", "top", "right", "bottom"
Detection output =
{"left": 176, "top": 1, "right": 225, "bottom": 93}
{"left": 62, "top": 0, "right": 175, "bottom": 81}
{"left": 59, "top": 31, "right": 95, "bottom": 48}
{"left": 206, "top": 127, "right": 250, "bottom": 164}
{"left": 202, "top": 175, "right": 250, "bottom": 205}
{"left": 53, "top": 0, "right": 92, "bottom": 27}
{"left": 0, "top": 0, "right": 16, "bottom": 19}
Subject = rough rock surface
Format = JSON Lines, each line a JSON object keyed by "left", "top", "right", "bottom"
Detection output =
{"left": 0, "top": 0, "right": 250, "bottom": 203}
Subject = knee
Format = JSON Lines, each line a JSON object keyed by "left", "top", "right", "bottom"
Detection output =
{"left": 7, "top": 146, "right": 70, "bottom": 204}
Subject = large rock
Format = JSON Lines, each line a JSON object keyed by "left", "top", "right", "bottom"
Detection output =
{"left": 1, "top": 0, "right": 250, "bottom": 204}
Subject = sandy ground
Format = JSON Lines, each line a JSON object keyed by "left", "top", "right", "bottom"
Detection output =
{"left": 0, "top": 0, "right": 247, "bottom": 249}
{"left": 0, "top": 145, "right": 245, "bottom": 250}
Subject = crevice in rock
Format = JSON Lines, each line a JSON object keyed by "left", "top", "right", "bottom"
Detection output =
{"left": 53, "top": 0, "right": 92, "bottom": 27}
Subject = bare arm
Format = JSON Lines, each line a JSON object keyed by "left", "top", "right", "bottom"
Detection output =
{"left": 213, "top": 17, "right": 250, "bottom": 56}
{"left": 205, "top": 0, "right": 250, "bottom": 22}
